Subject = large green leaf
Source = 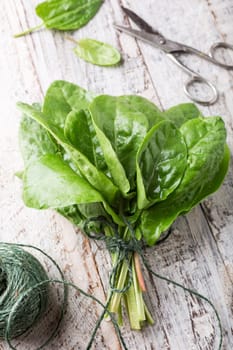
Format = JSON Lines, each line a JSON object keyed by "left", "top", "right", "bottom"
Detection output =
{"left": 36, "top": 0, "right": 103, "bottom": 30}
{"left": 163, "top": 103, "right": 202, "bottom": 128}
{"left": 17, "top": 102, "right": 119, "bottom": 205}
{"left": 19, "top": 115, "right": 58, "bottom": 166}
{"left": 43, "top": 80, "right": 94, "bottom": 129}
{"left": 64, "top": 109, "right": 95, "bottom": 164}
{"left": 64, "top": 109, "right": 108, "bottom": 173}
{"left": 191, "top": 144, "right": 230, "bottom": 206}
{"left": 23, "top": 154, "right": 122, "bottom": 225}
{"left": 136, "top": 120, "right": 187, "bottom": 209}
{"left": 19, "top": 104, "right": 82, "bottom": 226}
{"left": 140, "top": 116, "right": 228, "bottom": 245}
{"left": 89, "top": 95, "right": 163, "bottom": 191}
{"left": 42, "top": 80, "right": 99, "bottom": 173}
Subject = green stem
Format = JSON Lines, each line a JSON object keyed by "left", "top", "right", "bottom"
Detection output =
{"left": 110, "top": 256, "right": 132, "bottom": 313}
{"left": 125, "top": 282, "right": 141, "bottom": 329}
{"left": 104, "top": 226, "right": 117, "bottom": 318}
{"left": 117, "top": 299, "right": 123, "bottom": 326}
{"left": 144, "top": 302, "right": 154, "bottom": 325}
{"left": 14, "top": 23, "right": 44, "bottom": 38}
{"left": 123, "top": 256, "right": 147, "bottom": 330}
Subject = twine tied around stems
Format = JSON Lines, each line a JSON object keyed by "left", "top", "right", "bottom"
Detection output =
{"left": 83, "top": 215, "right": 223, "bottom": 350}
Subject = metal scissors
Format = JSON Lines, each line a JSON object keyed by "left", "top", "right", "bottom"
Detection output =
{"left": 114, "top": 7, "right": 233, "bottom": 105}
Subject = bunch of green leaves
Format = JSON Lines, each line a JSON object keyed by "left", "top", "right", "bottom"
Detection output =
{"left": 17, "top": 80, "right": 229, "bottom": 329}
{"left": 14, "top": 0, "right": 104, "bottom": 38}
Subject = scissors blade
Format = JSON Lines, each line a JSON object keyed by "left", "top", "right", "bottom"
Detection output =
{"left": 114, "top": 24, "right": 164, "bottom": 48}
{"left": 121, "top": 6, "right": 156, "bottom": 34}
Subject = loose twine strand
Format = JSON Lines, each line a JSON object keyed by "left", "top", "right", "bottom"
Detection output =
{"left": 1, "top": 216, "right": 223, "bottom": 350}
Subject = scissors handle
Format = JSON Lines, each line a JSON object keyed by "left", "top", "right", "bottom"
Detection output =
{"left": 167, "top": 41, "right": 233, "bottom": 104}
{"left": 184, "top": 75, "right": 218, "bottom": 105}
{"left": 173, "top": 40, "right": 233, "bottom": 69}
{"left": 168, "top": 53, "right": 218, "bottom": 105}
{"left": 209, "top": 42, "right": 233, "bottom": 69}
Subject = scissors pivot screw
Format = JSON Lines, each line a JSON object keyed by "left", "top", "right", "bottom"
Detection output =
{"left": 159, "top": 38, "right": 166, "bottom": 45}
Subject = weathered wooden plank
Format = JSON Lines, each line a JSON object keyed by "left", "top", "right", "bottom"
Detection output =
{"left": 0, "top": 0, "right": 233, "bottom": 349}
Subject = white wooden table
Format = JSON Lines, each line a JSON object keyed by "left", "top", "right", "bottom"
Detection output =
{"left": 1, "top": 1, "right": 233, "bottom": 349}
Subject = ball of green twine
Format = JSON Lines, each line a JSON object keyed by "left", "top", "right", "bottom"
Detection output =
{"left": 0, "top": 242, "right": 122, "bottom": 350}
{"left": 0, "top": 243, "right": 49, "bottom": 340}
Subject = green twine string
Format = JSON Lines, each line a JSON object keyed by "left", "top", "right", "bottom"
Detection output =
{"left": 0, "top": 214, "right": 223, "bottom": 350}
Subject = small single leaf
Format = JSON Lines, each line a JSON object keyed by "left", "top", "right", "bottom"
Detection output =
{"left": 73, "top": 38, "right": 121, "bottom": 66}
{"left": 15, "top": 0, "right": 103, "bottom": 37}
{"left": 136, "top": 120, "right": 187, "bottom": 209}
{"left": 37, "top": 0, "right": 103, "bottom": 30}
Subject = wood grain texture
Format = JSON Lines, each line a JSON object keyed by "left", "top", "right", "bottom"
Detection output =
{"left": 0, "top": 0, "right": 233, "bottom": 349}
